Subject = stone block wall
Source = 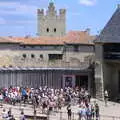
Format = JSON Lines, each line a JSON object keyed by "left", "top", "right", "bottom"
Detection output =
{"left": 37, "top": 2, "right": 66, "bottom": 37}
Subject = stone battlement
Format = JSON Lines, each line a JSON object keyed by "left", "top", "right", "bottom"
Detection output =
{"left": 37, "top": 2, "right": 66, "bottom": 37}
{"left": 37, "top": 8, "right": 66, "bottom": 17}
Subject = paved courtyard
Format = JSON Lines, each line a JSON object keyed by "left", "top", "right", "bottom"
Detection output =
{"left": 0, "top": 99, "right": 120, "bottom": 120}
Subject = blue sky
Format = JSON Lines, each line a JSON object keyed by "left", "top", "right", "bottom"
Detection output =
{"left": 0, "top": 0, "right": 119, "bottom": 36}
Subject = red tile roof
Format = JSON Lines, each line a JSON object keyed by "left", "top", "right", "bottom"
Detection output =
{"left": 64, "top": 31, "right": 96, "bottom": 44}
{"left": 0, "top": 31, "right": 96, "bottom": 45}
{"left": 0, "top": 37, "right": 19, "bottom": 43}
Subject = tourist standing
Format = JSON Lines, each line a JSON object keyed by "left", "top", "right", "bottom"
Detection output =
{"left": 95, "top": 103, "right": 99, "bottom": 120}
{"left": 80, "top": 105, "right": 87, "bottom": 120}
{"left": 91, "top": 104, "right": 95, "bottom": 119}
{"left": 86, "top": 105, "right": 92, "bottom": 120}
{"left": 104, "top": 90, "right": 108, "bottom": 106}
{"left": 78, "top": 105, "right": 82, "bottom": 120}
{"left": 67, "top": 104, "right": 72, "bottom": 120}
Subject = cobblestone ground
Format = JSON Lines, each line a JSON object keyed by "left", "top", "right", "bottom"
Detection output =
{"left": 0, "top": 99, "right": 120, "bottom": 120}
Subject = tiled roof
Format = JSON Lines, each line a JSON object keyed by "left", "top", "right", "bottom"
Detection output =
{"left": 8, "top": 36, "right": 65, "bottom": 45}
{"left": 0, "top": 37, "right": 19, "bottom": 43}
{"left": 64, "top": 31, "right": 95, "bottom": 44}
{"left": 96, "top": 6, "right": 120, "bottom": 43}
{"left": 0, "top": 31, "right": 96, "bottom": 45}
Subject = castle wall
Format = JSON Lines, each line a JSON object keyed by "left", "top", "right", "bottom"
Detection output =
{"left": 103, "top": 62, "right": 120, "bottom": 99}
{"left": 95, "top": 43, "right": 104, "bottom": 100}
{"left": 95, "top": 43, "right": 120, "bottom": 100}
{"left": 37, "top": 2, "right": 66, "bottom": 37}
{"left": 65, "top": 45, "right": 94, "bottom": 62}
{"left": 0, "top": 43, "right": 94, "bottom": 68}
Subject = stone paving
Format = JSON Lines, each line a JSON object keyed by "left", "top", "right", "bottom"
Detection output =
{"left": 0, "top": 99, "right": 120, "bottom": 120}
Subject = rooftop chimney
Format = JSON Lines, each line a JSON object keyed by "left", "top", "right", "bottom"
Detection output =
{"left": 85, "top": 28, "right": 90, "bottom": 34}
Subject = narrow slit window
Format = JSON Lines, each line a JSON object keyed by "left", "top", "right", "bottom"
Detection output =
{"left": 54, "top": 28, "right": 56, "bottom": 32}
{"left": 40, "top": 54, "right": 43, "bottom": 59}
{"left": 31, "top": 54, "right": 35, "bottom": 58}
{"left": 23, "top": 54, "right": 26, "bottom": 58}
{"left": 47, "top": 28, "right": 49, "bottom": 32}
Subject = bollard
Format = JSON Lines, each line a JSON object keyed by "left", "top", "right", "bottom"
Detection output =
{"left": 34, "top": 103, "right": 36, "bottom": 120}
{"left": 112, "top": 116, "right": 115, "bottom": 120}
{"left": 0, "top": 99, "right": 3, "bottom": 108}
{"left": 21, "top": 108, "right": 24, "bottom": 113}
{"left": 99, "top": 115, "right": 100, "bottom": 120}
{"left": 47, "top": 110, "right": 50, "bottom": 120}
{"left": 9, "top": 107, "right": 12, "bottom": 112}
{"left": 34, "top": 109, "right": 36, "bottom": 120}
{"left": 60, "top": 111, "right": 62, "bottom": 120}
{"left": 19, "top": 100, "right": 21, "bottom": 110}
{"left": 72, "top": 112, "right": 74, "bottom": 120}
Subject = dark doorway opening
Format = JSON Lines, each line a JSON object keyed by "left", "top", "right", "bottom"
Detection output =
{"left": 76, "top": 75, "right": 88, "bottom": 89}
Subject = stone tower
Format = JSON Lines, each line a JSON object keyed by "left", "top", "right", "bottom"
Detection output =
{"left": 37, "top": 1, "right": 66, "bottom": 37}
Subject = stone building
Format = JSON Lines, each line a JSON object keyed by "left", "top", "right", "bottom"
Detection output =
{"left": 95, "top": 5, "right": 120, "bottom": 100}
{"left": 0, "top": 1, "right": 96, "bottom": 96}
{"left": 0, "top": 31, "right": 95, "bottom": 93}
{"left": 37, "top": 1, "right": 66, "bottom": 37}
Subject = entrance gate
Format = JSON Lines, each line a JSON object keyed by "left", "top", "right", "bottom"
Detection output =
{"left": 75, "top": 75, "right": 88, "bottom": 89}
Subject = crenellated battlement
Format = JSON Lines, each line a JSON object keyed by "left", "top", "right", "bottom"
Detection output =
{"left": 59, "top": 9, "right": 66, "bottom": 15}
{"left": 38, "top": 3, "right": 66, "bottom": 17}
{"left": 38, "top": 9, "right": 66, "bottom": 18}
{"left": 37, "top": 9, "right": 44, "bottom": 15}
{"left": 37, "top": 2, "right": 66, "bottom": 36}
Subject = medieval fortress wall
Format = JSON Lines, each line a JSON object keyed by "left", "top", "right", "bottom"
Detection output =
{"left": 37, "top": 2, "right": 66, "bottom": 37}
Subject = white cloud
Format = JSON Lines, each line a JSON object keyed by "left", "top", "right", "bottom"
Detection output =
{"left": 0, "top": 1, "right": 39, "bottom": 26}
{"left": 0, "top": 2, "right": 19, "bottom": 8}
{"left": 9, "top": 20, "right": 35, "bottom": 25}
{"left": 0, "top": 2, "right": 38, "bottom": 15}
{"left": 79, "top": 0, "right": 96, "bottom": 6}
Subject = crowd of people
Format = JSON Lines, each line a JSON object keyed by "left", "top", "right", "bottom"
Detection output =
{"left": 1, "top": 108, "right": 25, "bottom": 120}
{"left": 0, "top": 86, "right": 100, "bottom": 120}
{"left": 66, "top": 87, "right": 100, "bottom": 120}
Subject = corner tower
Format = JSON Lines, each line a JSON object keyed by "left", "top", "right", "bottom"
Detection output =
{"left": 37, "top": 1, "right": 66, "bottom": 37}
